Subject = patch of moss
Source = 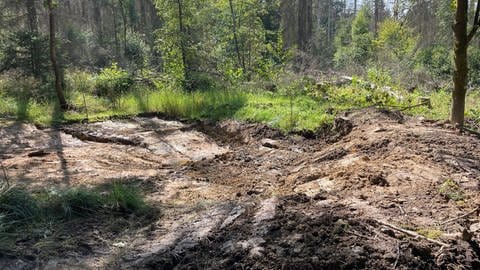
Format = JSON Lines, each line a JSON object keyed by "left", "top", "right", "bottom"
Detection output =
{"left": 416, "top": 228, "right": 443, "bottom": 239}
{"left": 438, "top": 179, "right": 464, "bottom": 202}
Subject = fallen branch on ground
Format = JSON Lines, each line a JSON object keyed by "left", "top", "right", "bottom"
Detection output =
{"left": 439, "top": 207, "right": 480, "bottom": 226}
{"left": 62, "top": 127, "right": 146, "bottom": 147}
{"left": 390, "top": 100, "right": 431, "bottom": 112}
{"left": 393, "top": 242, "right": 401, "bottom": 269}
{"left": 376, "top": 220, "right": 450, "bottom": 247}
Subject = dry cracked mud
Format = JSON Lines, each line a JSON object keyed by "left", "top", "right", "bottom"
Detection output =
{"left": 1, "top": 109, "right": 480, "bottom": 269}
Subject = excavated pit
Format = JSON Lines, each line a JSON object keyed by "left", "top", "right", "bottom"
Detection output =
{"left": 1, "top": 109, "right": 480, "bottom": 269}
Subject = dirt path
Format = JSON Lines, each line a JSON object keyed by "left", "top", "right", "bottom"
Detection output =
{"left": 1, "top": 109, "right": 479, "bottom": 269}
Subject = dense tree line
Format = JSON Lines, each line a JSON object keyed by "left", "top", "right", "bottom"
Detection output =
{"left": 0, "top": 0, "right": 467, "bottom": 82}
{"left": 1, "top": 0, "right": 479, "bottom": 126}
{"left": 0, "top": 0, "right": 160, "bottom": 76}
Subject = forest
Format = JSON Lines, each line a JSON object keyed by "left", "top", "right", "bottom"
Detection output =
{"left": 0, "top": 0, "right": 480, "bottom": 269}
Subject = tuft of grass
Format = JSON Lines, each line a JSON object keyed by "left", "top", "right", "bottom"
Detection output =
{"left": 0, "top": 187, "right": 40, "bottom": 229}
{"left": 0, "top": 183, "right": 151, "bottom": 252}
{"left": 0, "top": 187, "right": 40, "bottom": 251}
{"left": 107, "top": 183, "right": 146, "bottom": 214}
{"left": 58, "top": 188, "right": 103, "bottom": 219}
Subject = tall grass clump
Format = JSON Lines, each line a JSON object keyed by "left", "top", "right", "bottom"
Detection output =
{"left": 146, "top": 88, "right": 247, "bottom": 120}
{"left": 0, "top": 187, "right": 40, "bottom": 229}
{"left": 52, "top": 188, "right": 103, "bottom": 219}
{"left": 107, "top": 182, "right": 146, "bottom": 214}
{"left": 0, "top": 182, "right": 150, "bottom": 251}
{"left": 0, "top": 187, "right": 40, "bottom": 250}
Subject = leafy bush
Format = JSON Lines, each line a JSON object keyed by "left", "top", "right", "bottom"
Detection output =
{"left": 0, "top": 31, "right": 50, "bottom": 78}
{"left": 374, "top": 19, "right": 416, "bottom": 63}
{"left": 334, "top": 7, "right": 373, "bottom": 68}
{"left": 219, "top": 62, "right": 245, "bottom": 85}
{"left": 90, "top": 45, "right": 114, "bottom": 68}
{"left": 125, "top": 33, "right": 150, "bottom": 71}
{"left": 415, "top": 45, "right": 452, "bottom": 77}
{"left": 95, "top": 63, "right": 133, "bottom": 106}
{"left": 367, "top": 67, "right": 393, "bottom": 87}
{"left": 186, "top": 71, "right": 218, "bottom": 91}
{"left": 0, "top": 71, "right": 43, "bottom": 100}
{"left": 65, "top": 69, "right": 95, "bottom": 94}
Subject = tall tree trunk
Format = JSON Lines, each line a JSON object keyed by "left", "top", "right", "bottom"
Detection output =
{"left": 92, "top": 0, "right": 103, "bottom": 44}
{"left": 228, "top": 0, "right": 245, "bottom": 71}
{"left": 307, "top": 0, "right": 313, "bottom": 48}
{"left": 297, "top": 0, "right": 312, "bottom": 51}
{"left": 25, "top": 0, "right": 39, "bottom": 77}
{"left": 25, "top": 0, "right": 38, "bottom": 34}
{"left": 374, "top": 0, "right": 379, "bottom": 36}
{"left": 139, "top": 0, "right": 148, "bottom": 34}
{"left": 451, "top": 0, "right": 480, "bottom": 126}
{"left": 112, "top": 4, "right": 121, "bottom": 59}
{"left": 176, "top": 0, "right": 188, "bottom": 86}
{"left": 452, "top": 0, "right": 469, "bottom": 127}
{"left": 47, "top": 0, "right": 68, "bottom": 110}
{"left": 280, "top": 0, "right": 298, "bottom": 49}
{"left": 327, "top": 0, "right": 332, "bottom": 44}
{"left": 354, "top": 0, "right": 357, "bottom": 14}
{"left": 119, "top": 0, "right": 128, "bottom": 53}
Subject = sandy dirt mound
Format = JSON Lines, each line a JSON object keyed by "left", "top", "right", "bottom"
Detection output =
{"left": 1, "top": 109, "right": 479, "bottom": 269}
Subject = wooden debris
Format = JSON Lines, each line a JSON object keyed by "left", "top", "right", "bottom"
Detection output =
{"left": 27, "top": 150, "right": 49, "bottom": 157}
{"left": 376, "top": 220, "right": 450, "bottom": 247}
{"left": 440, "top": 207, "right": 480, "bottom": 226}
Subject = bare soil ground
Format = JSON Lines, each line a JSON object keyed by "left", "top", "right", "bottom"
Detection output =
{"left": 1, "top": 109, "right": 480, "bottom": 269}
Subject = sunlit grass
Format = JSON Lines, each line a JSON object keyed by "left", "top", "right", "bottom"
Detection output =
{"left": 407, "top": 90, "right": 452, "bottom": 120}
{"left": 1, "top": 82, "right": 480, "bottom": 132}
{"left": 235, "top": 93, "right": 334, "bottom": 131}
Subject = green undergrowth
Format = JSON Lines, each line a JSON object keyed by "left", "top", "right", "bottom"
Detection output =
{"left": 1, "top": 77, "right": 480, "bottom": 132}
{"left": 438, "top": 179, "right": 465, "bottom": 202}
{"left": 416, "top": 228, "right": 444, "bottom": 239}
{"left": 0, "top": 182, "right": 150, "bottom": 252}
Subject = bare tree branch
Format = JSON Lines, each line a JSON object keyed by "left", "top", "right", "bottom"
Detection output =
{"left": 467, "top": 0, "right": 480, "bottom": 44}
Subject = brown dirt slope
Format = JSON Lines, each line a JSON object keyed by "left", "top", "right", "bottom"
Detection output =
{"left": 0, "top": 109, "right": 479, "bottom": 269}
